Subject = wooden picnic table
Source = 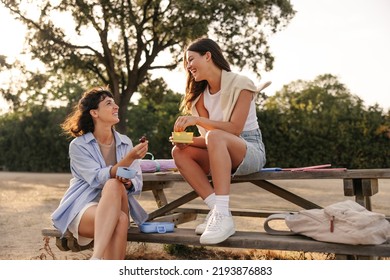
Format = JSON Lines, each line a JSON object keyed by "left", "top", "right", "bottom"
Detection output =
{"left": 42, "top": 168, "right": 390, "bottom": 259}
{"left": 143, "top": 168, "right": 390, "bottom": 223}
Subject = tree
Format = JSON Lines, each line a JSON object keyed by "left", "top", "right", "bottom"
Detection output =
{"left": 1, "top": 0, "right": 295, "bottom": 132}
{"left": 258, "top": 74, "right": 390, "bottom": 168}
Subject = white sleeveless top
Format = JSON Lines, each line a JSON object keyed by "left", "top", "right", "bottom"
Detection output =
{"left": 203, "top": 86, "right": 259, "bottom": 131}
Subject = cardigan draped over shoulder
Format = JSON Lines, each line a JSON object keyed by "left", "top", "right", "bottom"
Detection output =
{"left": 190, "top": 70, "right": 258, "bottom": 136}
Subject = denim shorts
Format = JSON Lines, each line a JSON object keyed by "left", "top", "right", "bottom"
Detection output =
{"left": 233, "top": 128, "right": 266, "bottom": 176}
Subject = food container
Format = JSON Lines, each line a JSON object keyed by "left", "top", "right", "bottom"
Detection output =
{"left": 139, "top": 222, "right": 175, "bottom": 233}
{"left": 171, "top": 132, "right": 194, "bottom": 143}
{"left": 116, "top": 167, "right": 137, "bottom": 179}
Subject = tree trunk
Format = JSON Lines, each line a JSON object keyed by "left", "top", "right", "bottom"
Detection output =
{"left": 117, "top": 102, "right": 128, "bottom": 134}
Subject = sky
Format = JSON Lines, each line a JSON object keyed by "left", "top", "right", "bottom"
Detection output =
{"left": 159, "top": 0, "right": 390, "bottom": 111}
{"left": 259, "top": 0, "right": 390, "bottom": 111}
{"left": 1, "top": 0, "right": 390, "bottom": 112}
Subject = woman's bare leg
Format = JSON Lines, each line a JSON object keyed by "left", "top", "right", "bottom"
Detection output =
{"left": 172, "top": 145, "right": 214, "bottom": 199}
{"left": 103, "top": 184, "right": 129, "bottom": 259}
{"left": 205, "top": 130, "right": 247, "bottom": 195}
{"left": 102, "top": 211, "right": 129, "bottom": 259}
{"left": 199, "top": 130, "right": 247, "bottom": 244}
{"left": 78, "top": 179, "right": 129, "bottom": 259}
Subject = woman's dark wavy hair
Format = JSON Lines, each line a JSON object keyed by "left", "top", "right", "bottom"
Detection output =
{"left": 61, "top": 86, "right": 114, "bottom": 137}
{"left": 180, "top": 37, "right": 231, "bottom": 113}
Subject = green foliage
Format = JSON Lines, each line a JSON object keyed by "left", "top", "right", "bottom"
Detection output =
{"left": 0, "top": 106, "right": 69, "bottom": 172}
{"left": 0, "top": 75, "right": 389, "bottom": 172}
{"left": 259, "top": 74, "right": 390, "bottom": 169}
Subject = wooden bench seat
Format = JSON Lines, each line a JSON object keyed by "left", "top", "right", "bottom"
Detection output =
{"left": 41, "top": 227, "right": 390, "bottom": 259}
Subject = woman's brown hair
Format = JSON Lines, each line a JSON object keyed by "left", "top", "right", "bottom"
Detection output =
{"left": 180, "top": 38, "right": 231, "bottom": 113}
{"left": 61, "top": 86, "right": 114, "bottom": 137}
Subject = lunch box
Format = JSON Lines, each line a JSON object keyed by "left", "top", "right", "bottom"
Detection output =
{"left": 139, "top": 222, "right": 175, "bottom": 233}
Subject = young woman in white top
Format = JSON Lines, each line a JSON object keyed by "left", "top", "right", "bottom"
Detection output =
{"left": 171, "top": 38, "right": 267, "bottom": 244}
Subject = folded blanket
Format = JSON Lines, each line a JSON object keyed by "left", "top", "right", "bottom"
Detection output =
{"left": 140, "top": 159, "right": 177, "bottom": 173}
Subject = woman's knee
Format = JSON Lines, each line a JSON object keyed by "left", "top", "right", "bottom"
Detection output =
{"left": 171, "top": 145, "right": 188, "bottom": 167}
{"left": 102, "top": 179, "right": 125, "bottom": 198}
{"left": 171, "top": 145, "right": 179, "bottom": 159}
{"left": 205, "top": 129, "right": 225, "bottom": 146}
{"left": 116, "top": 211, "right": 130, "bottom": 232}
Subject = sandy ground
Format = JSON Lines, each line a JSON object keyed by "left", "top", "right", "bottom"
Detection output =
{"left": 1, "top": 171, "right": 389, "bottom": 260}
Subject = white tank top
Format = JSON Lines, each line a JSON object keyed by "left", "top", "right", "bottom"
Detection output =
{"left": 203, "top": 86, "right": 259, "bottom": 131}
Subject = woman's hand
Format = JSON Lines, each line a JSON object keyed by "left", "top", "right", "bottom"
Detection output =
{"left": 130, "top": 141, "right": 149, "bottom": 159}
{"left": 116, "top": 176, "right": 133, "bottom": 190}
{"left": 113, "top": 140, "right": 149, "bottom": 179}
{"left": 170, "top": 138, "right": 190, "bottom": 150}
{"left": 174, "top": 116, "right": 198, "bottom": 132}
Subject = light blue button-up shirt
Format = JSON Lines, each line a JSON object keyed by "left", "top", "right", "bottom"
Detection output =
{"left": 51, "top": 130, "right": 148, "bottom": 237}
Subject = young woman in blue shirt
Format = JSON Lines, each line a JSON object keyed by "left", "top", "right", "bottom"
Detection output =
{"left": 52, "top": 86, "right": 148, "bottom": 260}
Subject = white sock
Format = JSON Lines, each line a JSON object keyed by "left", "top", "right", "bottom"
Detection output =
{"left": 214, "top": 195, "right": 230, "bottom": 216}
{"left": 204, "top": 193, "right": 216, "bottom": 210}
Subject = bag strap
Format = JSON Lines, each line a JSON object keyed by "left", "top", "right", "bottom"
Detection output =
{"left": 264, "top": 213, "right": 296, "bottom": 236}
{"left": 145, "top": 152, "right": 155, "bottom": 160}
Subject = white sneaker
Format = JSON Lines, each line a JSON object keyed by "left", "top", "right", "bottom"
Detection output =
{"left": 195, "top": 210, "right": 213, "bottom": 235}
{"left": 200, "top": 211, "right": 235, "bottom": 244}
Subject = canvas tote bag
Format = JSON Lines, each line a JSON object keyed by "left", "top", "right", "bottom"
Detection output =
{"left": 264, "top": 200, "right": 390, "bottom": 245}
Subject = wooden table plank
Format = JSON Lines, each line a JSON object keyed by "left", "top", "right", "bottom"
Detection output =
{"left": 142, "top": 169, "right": 390, "bottom": 182}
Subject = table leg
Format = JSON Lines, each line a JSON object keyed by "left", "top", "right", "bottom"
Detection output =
{"left": 343, "top": 179, "right": 378, "bottom": 210}
{"left": 147, "top": 190, "right": 199, "bottom": 220}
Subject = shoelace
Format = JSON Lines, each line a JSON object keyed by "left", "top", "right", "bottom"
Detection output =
{"left": 203, "top": 210, "right": 213, "bottom": 224}
{"left": 206, "top": 211, "right": 225, "bottom": 232}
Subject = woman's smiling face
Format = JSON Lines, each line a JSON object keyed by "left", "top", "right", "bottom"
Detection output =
{"left": 186, "top": 50, "right": 209, "bottom": 81}
{"left": 91, "top": 96, "right": 120, "bottom": 125}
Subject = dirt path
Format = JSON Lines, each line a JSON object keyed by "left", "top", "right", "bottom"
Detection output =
{"left": 1, "top": 171, "right": 389, "bottom": 260}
